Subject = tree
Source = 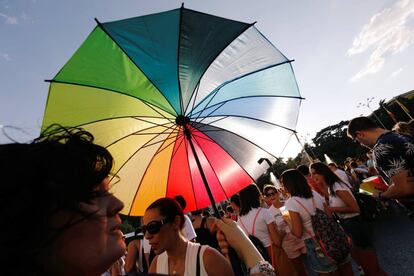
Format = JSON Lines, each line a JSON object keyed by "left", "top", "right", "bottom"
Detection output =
{"left": 307, "top": 120, "right": 367, "bottom": 165}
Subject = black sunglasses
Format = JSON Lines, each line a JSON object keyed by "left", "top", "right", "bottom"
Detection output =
{"left": 141, "top": 218, "right": 170, "bottom": 235}
{"left": 265, "top": 191, "right": 277, "bottom": 197}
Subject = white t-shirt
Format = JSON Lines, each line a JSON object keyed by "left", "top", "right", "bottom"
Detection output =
{"left": 268, "top": 204, "right": 290, "bottom": 233}
{"left": 334, "top": 169, "right": 350, "bottom": 185}
{"left": 284, "top": 191, "right": 325, "bottom": 240}
{"left": 237, "top": 207, "right": 275, "bottom": 247}
{"left": 183, "top": 214, "right": 197, "bottom": 241}
{"left": 328, "top": 182, "right": 359, "bottom": 219}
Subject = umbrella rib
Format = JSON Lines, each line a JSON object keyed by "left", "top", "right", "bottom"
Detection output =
{"left": 100, "top": 123, "right": 175, "bottom": 148}
{"left": 105, "top": 122, "right": 175, "bottom": 149}
{"left": 183, "top": 22, "right": 254, "bottom": 114}
{"left": 193, "top": 114, "right": 297, "bottom": 133}
{"left": 191, "top": 86, "right": 224, "bottom": 123}
{"left": 190, "top": 94, "right": 304, "bottom": 119}
{"left": 96, "top": 19, "right": 179, "bottom": 116}
{"left": 187, "top": 59, "right": 296, "bottom": 117}
{"left": 191, "top": 133, "right": 231, "bottom": 201}
{"left": 187, "top": 81, "right": 201, "bottom": 116}
{"left": 170, "top": 129, "right": 186, "bottom": 159}
{"left": 191, "top": 122, "right": 278, "bottom": 160}
{"left": 177, "top": 5, "right": 184, "bottom": 115}
{"left": 140, "top": 101, "right": 176, "bottom": 124}
{"left": 140, "top": 129, "right": 181, "bottom": 150}
{"left": 192, "top": 102, "right": 227, "bottom": 126}
{"left": 191, "top": 116, "right": 229, "bottom": 129}
{"left": 123, "top": 126, "right": 180, "bottom": 216}
{"left": 47, "top": 79, "right": 177, "bottom": 118}
{"left": 164, "top": 126, "right": 182, "bottom": 200}
{"left": 111, "top": 124, "right": 177, "bottom": 197}
{"left": 190, "top": 124, "right": 262, "bottom": 184}
{"left": 131, "top": 117, "right": 175, "bottom": 128}
{"left": 185, "top": 136, "right": 199, "bottom": 211}
{"left": 145, "top": 131, "right": 183, "bottom": 154}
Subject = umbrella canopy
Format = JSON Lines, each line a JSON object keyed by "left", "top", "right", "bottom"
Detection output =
{"left": 42, "top": 6, "right": 303, "bottom": 215}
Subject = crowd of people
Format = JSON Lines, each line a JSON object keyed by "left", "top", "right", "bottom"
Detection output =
{"left": 1, "top": 116, "right": 413, "bottom": 276}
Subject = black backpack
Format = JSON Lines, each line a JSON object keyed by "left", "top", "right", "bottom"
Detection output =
{"left": 341, "top": 181, "right": 379, "bottom": 221}
{"left": 239, "top": 208, "right": 271, "bottom": 262}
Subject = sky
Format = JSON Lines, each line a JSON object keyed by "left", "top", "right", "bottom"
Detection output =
{"left": 1, "top": 0, "right": 414, "bottom": 159}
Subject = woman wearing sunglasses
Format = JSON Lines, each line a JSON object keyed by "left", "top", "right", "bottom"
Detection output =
{"left": 263, "top": 185, "right": 308, "bottom": 275}
{"left": 143, "top": 197, "right": 234, "bottom": 276}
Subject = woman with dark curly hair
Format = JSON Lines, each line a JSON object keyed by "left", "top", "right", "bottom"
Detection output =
{"left": 0, "top": 126, "right": 126, "bottom": 275}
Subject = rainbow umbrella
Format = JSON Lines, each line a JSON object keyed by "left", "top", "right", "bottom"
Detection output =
{"left": 42, "top": 6, "right": 302, "bottom": 216}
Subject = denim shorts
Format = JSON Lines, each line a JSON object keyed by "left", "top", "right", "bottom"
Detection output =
{"left": 304, "top": 238, "right": 351, "bottom": 273}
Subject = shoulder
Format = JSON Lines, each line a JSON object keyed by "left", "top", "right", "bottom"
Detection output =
{"left": 260, "top": 207, "right": 275, "bottom": 222}
{"left": 202, "top": 246, "right": 233, "bottom": 275}
{"left": 285, "top": 197, "right": 299, "bottom": 210}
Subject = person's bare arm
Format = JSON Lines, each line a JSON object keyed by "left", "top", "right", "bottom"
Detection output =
{"left": 379, "top": 170, "right": 414, "bottom": 199}
{"left": 124, "top": 240, "right": 139, "bottom": 272}
{"left": 267, "top": 222, "right": 282, "bottom": 247}
{"left": 203, "top": 247, "right": 235, "bottom": 276}
{"left": 148, "top": 255, "right": 158, "bottom": 274}
{"left": 288, "top": 210, "right": 302, "bottom": 239}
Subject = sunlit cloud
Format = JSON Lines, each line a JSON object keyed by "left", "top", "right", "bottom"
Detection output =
{"left": 0, "top": 52, "right": 11, "bottom": 61}
{"left": 390, "top": 67, "right": 404, "bottom": 78}
{"left": 348, "top": 0, "right": 414, "bottom": 82}
{"left": 21, "top": 11, "right": 30, "bottom": 21}
{"left": 0, "top": 12, "right": 18, "bottom": 24}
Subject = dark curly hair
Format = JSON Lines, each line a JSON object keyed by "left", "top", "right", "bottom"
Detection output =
{"left": 0, "top": 125, "right": 114, "bottom": 275}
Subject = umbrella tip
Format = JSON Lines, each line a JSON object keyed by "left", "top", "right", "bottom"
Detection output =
{"left": 181, "top": 2, "right": 184, "bottom": 8}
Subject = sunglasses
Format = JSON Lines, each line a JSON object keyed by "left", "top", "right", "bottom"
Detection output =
{"left": 265, "top": 191, "right": 277, "bottom": 197}
{"left": 141, "top": 218, "right": 170, "bottom": 235}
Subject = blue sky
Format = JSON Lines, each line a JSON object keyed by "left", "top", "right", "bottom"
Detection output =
{"left": 1, "top": 0, "right": 413, "bottom": 158}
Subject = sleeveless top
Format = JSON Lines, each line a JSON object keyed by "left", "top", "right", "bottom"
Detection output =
{"left": 156, "top": 242, "right": 208, "bottom": 276}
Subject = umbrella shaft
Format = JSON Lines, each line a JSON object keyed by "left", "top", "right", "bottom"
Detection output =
{"left": 185, "top": 127, "right": 220, "bottom": 218}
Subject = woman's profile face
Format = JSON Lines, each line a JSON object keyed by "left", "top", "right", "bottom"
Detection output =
{"left": 311, "top": 169, "right": 325, "bottom": 185}
{"left": 48, "top": 178, "right": 126, "bottom": 275}
{"left": 143, "top": 208, "right": 175, "bottom": 255}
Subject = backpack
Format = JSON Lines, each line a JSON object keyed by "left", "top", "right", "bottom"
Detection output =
{"left": 340, "top": 181, "right": 379, "bottom": 221}
{"left": 295, "top": 197, "right": 351, "bottom": 263}
{"left": 239, "top": 208, "right": 271, "bottom": 262}
{"left": 353, "top": 192, "right": 379, "bottom": 221}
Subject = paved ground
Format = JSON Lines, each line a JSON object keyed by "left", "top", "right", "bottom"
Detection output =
{"left": 374, "top": 203, "right": 414, "bottom": 276}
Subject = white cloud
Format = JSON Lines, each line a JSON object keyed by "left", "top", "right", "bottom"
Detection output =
{"left": 0, "top": 12, "right": 18, "bottom": 24}
{"left": 0, "top": 52, "right": 11, "bottom": 61}
{"left": 348, "top": 0, "right": 414, "bottom": 81}
{"left": 390, "top": 67, "right": 404, "bottom": 78}
{"left": 21, "top": 11, "right": 31, "bottom": 21}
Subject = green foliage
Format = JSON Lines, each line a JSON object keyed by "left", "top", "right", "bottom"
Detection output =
{"left": 308, "top": 120, "right": 367, "bottom": 164}
{"left": 120, "top": 214, "right": 141, "bottom": 234}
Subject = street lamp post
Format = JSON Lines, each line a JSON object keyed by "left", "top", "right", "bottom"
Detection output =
{"left": 357, "top": 97, "right": 387, "bottom": 129}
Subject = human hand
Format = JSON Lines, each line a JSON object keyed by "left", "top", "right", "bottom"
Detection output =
{"left": 372, "top": 191, "right": 380, "bottom": 199}
{"left": 213, "top": 218, "right": 249, "bottom": 255}
{"left": 213, "top": 218, "right": 264, "bottom": 269}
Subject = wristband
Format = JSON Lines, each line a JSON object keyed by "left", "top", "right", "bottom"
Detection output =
{"left": 248, "top": 260, "right": 275, "bottom": 276}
